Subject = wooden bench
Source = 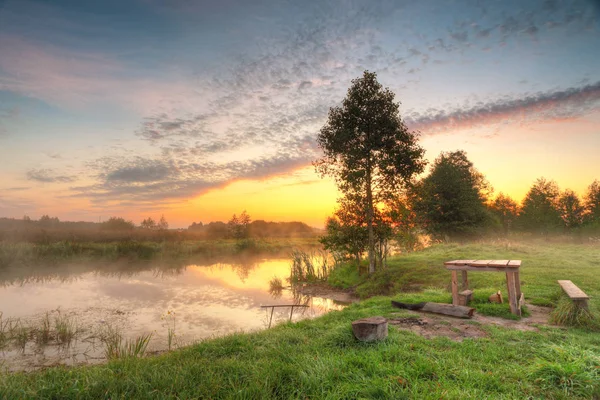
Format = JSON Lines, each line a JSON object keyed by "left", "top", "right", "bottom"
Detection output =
{"left": 557, "top": 280, "right": 589, "bottom": 309}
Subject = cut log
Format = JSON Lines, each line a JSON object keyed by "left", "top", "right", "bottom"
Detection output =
{"left": 351, "top": 316, "right": 388, "bottom": 342}
{"left": 391, "top": 301, "right": 475, "bottom": 319}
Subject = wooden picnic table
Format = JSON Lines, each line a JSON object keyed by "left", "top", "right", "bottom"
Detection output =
{"left": 444, "top": 260, "right": 523, "bottom": 316}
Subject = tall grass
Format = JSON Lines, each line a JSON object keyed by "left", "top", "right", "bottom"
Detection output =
{"left": 162, "top": 311, "right": 177, "bottom": 351}
{"left": 289, "top": 250, "right": 333, "bottom": 283}
{"left": 549, "top": 296, "right": 598, "bottom": 330}
{"left": 102, "top": 324, "right": 153, "bottom": 359}
{"left": 54, "top": 312, "right": 77, "bottom": 345}
{"left": 34, "top": 312, "right": 52, "bottom": 345}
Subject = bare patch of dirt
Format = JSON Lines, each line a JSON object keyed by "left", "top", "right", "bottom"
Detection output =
{"left": 389, "top": 315, "right": 488, "bottom": 341}
{"left": 388, "top": 302, "right": 552, "bottom": 341}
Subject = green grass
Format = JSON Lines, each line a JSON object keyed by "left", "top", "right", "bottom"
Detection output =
{"left": 0, "top": 240, "right": 599, "bottom": 398}
{"left": 1, "top": 297, "right": 599, "bottom": 399}
{"left": 329, "top": 240, "right": 600, "bottom": 313}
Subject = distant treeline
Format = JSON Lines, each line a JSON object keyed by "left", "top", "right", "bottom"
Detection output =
{"left": 188, "top": 220, "right": 316, "bottom": 239}
{"left": 0, "top": 214, "right": 317, "bottom": 243}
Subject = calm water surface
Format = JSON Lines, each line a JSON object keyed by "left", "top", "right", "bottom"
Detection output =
{"left": 0, "top": 257, "right": 346, "bottom": 371}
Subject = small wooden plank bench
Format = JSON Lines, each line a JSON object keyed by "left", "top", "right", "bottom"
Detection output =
{"left": 557, "top": 280, "right": 589, "bottom": 309}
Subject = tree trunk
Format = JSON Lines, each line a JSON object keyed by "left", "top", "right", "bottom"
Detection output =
{"left": 365, "top": 165, "right": 375, "bottom": 274}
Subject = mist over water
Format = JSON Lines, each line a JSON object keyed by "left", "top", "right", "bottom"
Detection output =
{"left": 0, "top": 256, "right": 346, "bottom": 372}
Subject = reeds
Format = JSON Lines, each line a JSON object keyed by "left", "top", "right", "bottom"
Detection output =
{"left": 103, "top": 325, "right": 153, "bottom": 360}
{"left": 54, "top": 312, "right": 77, "bottom": 345}
{"left": 34, "top": 312, "right": 52, "bottom": 345}
{"left": 289, "top": 250, "right": 333, "bottom": 283}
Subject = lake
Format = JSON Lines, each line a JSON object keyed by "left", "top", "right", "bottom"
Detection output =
{"left": 0, "top": 256, "right": 348, "bottom": 372}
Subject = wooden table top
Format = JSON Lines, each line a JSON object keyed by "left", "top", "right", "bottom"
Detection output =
{"left": 444, "top": 260, "right": 521, "bottom": 268}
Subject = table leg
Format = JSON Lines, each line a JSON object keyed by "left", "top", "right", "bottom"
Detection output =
{"left": 505, "top": 271, "right": 520, "bottom": 316}
{"left": 514, "top": 270, "right": 522, "bottom": 299}
{"left": 451, "top": 270, "right": 459, "bottom": 306}
{"left": 461, "top": 271, "right": 469, "bottom": 290}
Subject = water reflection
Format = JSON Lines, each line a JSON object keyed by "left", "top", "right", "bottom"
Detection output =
{"left": 0, "top": 255, "right": 348, "bottom": 372}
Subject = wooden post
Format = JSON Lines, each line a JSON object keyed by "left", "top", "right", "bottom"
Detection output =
{"left": 451, "top": 270, "right": 459, "bottom": 306}
{"left": 513, "top": 270, "right": 522, "bottom": 299}
{"left": 269, "top": 307, "right": 274, "bottom": 328}
{"left": 461, "top": 271, "right": 469, "bottom": 290}
{"left": 506, "top": 271, "right": 520, "bottom": 316}
{"left": 289, "top": 305, "right": 295, "bottom": 321}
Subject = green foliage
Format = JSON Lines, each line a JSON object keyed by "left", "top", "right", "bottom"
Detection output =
{"left": 319, "top": 198, "right": 368, "bottom": 266}
{"left": 518, "top": 178, "right": 562, "bottom": 234}
{"left": 1, "top": 295, "right": 599, "bottom": 399}
{"left": 289, "top": 250, "right": 332, "bottom": 283}
{"left": 583, "top": 179, "right": 600, "bottom": 225}
{"left": 549, "top": 296, "right": 598, "bottom": 330}
{"left": 413, "top": 150, "right": 492, "bottom": 240}
{"left": 227, "top": 210, "right": 251, "bottom": 239}
{"left": 100, "top": 217, "right": 135, "bottom": 231}
{"left": 489, "top": 193, "right": 519, "bottom": 235}
{"left": 139, "top": 217, "right": 157, "bottom": 230}
{"left": 103, "top": 326, "right": 153, "bottom": 360}
{"left": 558, "top": 189, "right": 585, "bottom": 229}
{"left": 315, "top": 70, "right": 426, "bottom": 273}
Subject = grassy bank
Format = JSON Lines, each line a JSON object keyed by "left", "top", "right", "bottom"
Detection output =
{"left": 1, "top": 296, "right": 598, "bottom": 399}
{"left": 1, "top": 241, "right": 599, "bottom": 398}
{"left": 0, "top": 237, "right": 320, "bottom": 269}
{"left": 329, "top": 240, "right": 600, "bottom": 313}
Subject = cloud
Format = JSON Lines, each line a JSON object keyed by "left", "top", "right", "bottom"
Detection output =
{"left": 0, "top": 36, "right": 192, "bottom": 113}
{"left": 69, "top": 131, "right": 320, "bottom": 204}
{"left": 406, "top": 81, "right": 600, "bottom": 134}
{"left": 26, "top": 168, "right": 77, "bottom": 183}
{"left": 105, "top": 159, "right": 175, "bottom": 183}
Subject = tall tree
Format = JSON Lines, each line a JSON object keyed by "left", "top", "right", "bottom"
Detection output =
{"left": 518, "top": 178, "right": 562, "bottom": 234}
{"left": 140, "top": 217, "right": 156, "bottom": 230}
{"left": 158, "top": 214, "right": 169, "bottom": 230}
{"left": 558, "top": 190, "right": 584, "bottom": 229}
{"left": 583, "top": 180, "right": 600, "bottom": 225}
{"left": 490, "top": 193, "right": 519, "bottom": 235}
{"left": 413, "top": 150, "right": 492, "bottom": 240}
{"left": 315, "top": 71, "right": 426, "bottom": 273}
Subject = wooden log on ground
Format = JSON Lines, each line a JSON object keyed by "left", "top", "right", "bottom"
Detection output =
{"left": 391, "top": 301, "right": 475, "bottom": 319}
{"left": 351, "top": 316, "right": 388, "bottom": 342}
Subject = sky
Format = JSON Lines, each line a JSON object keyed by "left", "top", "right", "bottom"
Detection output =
{"left": 0, "top": 0, "right": 599, "bottom": 228}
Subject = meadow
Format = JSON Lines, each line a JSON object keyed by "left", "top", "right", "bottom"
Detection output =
{"left": 0, "top": 239, "right": 598, "bottom": 399}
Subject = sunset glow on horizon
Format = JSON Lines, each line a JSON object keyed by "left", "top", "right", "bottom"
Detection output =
{"left": 1, "top": 0, "right": 599, "bottom": 228}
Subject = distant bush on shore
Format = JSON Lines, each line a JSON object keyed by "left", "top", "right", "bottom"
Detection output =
{"left": 0, "top": 216, "right": 318, "bottom": 243}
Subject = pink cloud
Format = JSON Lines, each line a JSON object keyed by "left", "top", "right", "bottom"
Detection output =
{"left": 0, "top": 35, "right": 194, "bottom": 114}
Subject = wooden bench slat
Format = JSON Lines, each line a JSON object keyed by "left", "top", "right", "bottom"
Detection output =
{"left": 444, "top": 260, "right": 474, "bottom": 266}
{"left": 507, "top": 260, "right": 521, "bottom": 267}
{"left": 470, "top": 260, "right": 492, "bottom": 267}
{"left": 488, "top": 260, "right": 509, "bottom": 267}
{"left": 558, "top": 280, "right": 589, "bottom": 300}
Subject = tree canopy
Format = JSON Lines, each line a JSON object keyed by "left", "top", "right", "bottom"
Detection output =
{"left": 413, "top": 150, "right": 491, "bottom": 240}
{"left": 315, "top": 71, "right": 426, "bottom": 273}
{"left": 518, "top": 178, "right": 562, "bottom": 234}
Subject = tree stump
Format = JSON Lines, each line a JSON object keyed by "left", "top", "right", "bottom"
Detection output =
{"left": 458, "top": 290, "right": 473, "bottom": 306}
{"left": 351, "top": 316, "right": 388, "bottom": 342}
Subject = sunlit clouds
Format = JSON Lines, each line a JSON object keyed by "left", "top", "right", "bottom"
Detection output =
{"left": 0, "top": 0, "right": 598, "bottom": 227}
